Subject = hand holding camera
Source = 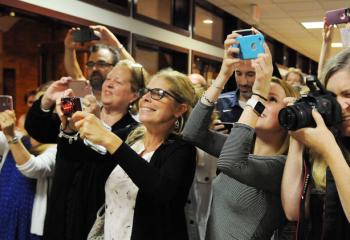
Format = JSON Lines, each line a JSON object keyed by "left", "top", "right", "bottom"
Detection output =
{"left": 289, "top": 109, "right": 337, "bottom": 158}
{"left": 41, "top": 77, "right": 73, "bottom": 111}
{"left": 279, "top": 76, "right": 342, "bottom": 131}
{"left": 72, "top": 111, "right": 113, "bottom": 154}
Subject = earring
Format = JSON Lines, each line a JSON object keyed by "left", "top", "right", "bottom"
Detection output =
{"left": 174, "top": 116, "right": 184, "bottom": 134}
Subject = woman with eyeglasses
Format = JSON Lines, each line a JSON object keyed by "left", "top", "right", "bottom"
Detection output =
{"left": 24, "top": 60, "right": 146, "bottom": 240}
{"left": 71, "top": 69, "right": 197, "bottom": 240}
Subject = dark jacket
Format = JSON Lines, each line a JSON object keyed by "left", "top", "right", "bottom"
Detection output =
{"left": 25, "top": 98, "right": 137, "bottom": 240}
{"left": 109, "top": 134, "right": 196, "bottom": 240}
{"left": 322, "top": 169, "right": 350, "bottom": 240}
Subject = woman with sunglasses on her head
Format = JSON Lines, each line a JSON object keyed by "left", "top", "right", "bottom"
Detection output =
{"left": 24, "top": 60, "right": 145, "bottom": 240}
{"left": 183, "top": 31, "right": 299, "bottom": 239}
{"left": 282, "top": 48, "right": 350, "bottom": 239}
{"left": 72, "top": 69, "right": 197, "bottom": 240}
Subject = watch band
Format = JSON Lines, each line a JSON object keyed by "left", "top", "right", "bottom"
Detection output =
{"left": 8, "top": 136, "right": 19, "bottom": 144}
{"left": 246, "top": 98, "right": 265, "bottom": 116}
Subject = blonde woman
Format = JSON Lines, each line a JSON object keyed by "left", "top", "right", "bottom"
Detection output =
{"left": 25, "top": 60, "right": 145, "bottom": 240}
{"left": 183, "top": 31, "right": 298, "bottom": 239}
{"left": 72, "top": 70, "right": 197, "bottom": 240}
{"left": 282, "top": 48, "right": 350, "bottom": 239}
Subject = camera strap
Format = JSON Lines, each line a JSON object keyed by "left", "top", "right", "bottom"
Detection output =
{"left": 296, "top": 150, "right": 311, "bottom": 240}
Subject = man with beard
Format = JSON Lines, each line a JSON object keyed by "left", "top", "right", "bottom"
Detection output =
{"left": 64, "top": 25, "right": 134, "bottom": 100}
{"left": 216, "top": 60, "right": 256, "bottom": 124}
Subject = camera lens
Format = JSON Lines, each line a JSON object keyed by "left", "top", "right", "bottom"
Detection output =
{"left": 278, "top": 103, "right": 315, "bottom": 130}
{"left": 279, "top": 107, "right": 298, "bottom": 130}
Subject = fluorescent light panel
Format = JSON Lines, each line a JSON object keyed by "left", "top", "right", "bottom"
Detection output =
{"left": 203, "top": 19, "right": 213, "bottom": 24}
{"left": 301, "top": 21, "right": 323, "bottom": 29}
{"left": 331, "top": 42, "right": 343, "bottom": 48}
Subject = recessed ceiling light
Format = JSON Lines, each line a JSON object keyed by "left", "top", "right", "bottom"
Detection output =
{"left": 331, "top": 42, "right": 343, "bottom": 48}
{"left": 301, "top": 21, "right": 323, "bottom": 29}
{"left": 203, "top": 19, "right": 213, "bottom": 24}
{"left": 9, "top": 11, "right": 16, "bottom": 17}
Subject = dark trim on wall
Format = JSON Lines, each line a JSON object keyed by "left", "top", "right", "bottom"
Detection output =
{"left": 80, "top": 0, "right": 130, "bottom": 16}
{"left": 192, "top": 50, "right": 222, "bottom": 62}
{"left": 0, "top": 0, "right": 131, "bottom": 42}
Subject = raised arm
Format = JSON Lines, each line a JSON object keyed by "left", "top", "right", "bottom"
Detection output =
{"left": 90, "top": 25, "right": 135, "bottom": 62}
{"left": 0, "top": 110, "right": 56, "bottom": 178}
{"left": 317, "top": 19, "right": 333, "bottom": 80}
{"left": 25, "top": 77, "right": 72, "bottom": 142}
{"left": 281, "top": 136, "right": 304, "bottom": 220}
{"left": 183, "top": 32, "right": 242, "bottom": 156}
{"left": 64, "top": 28, "right": 86, "bottom": 80}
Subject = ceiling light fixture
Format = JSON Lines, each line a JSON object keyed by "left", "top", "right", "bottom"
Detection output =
{"left": 9, "top": 11, "right": 16, "bottom": 17}
{"left": 331, "top": 42, "right": 343, "bottom": 48}
{"left": 203, "top": 19, "right": 213, "bottom": 24}
{"left": 301, "top": 21, "right": 323, "bottom": 29}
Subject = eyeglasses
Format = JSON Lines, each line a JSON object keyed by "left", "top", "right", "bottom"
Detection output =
{"left": 86, "top": 60, "right": 114, "bottom": 69}
{"left": 139, "top": 88, "right": 183, "bottom": 103}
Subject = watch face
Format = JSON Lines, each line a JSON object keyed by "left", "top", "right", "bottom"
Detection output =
{"left": 255, "top": 101, "right": 265, "bottom": 115}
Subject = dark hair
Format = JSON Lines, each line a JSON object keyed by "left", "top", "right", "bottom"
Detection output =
{"left": 89, "top": 44, "right": 119, "bottom": 65}
{"left": 24, "top": 90, "right": 37, "bottom": 103}
{"left": 322, "top": 48, "right": 350, "bottom": 88}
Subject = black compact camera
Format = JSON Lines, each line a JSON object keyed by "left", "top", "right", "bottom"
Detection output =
{"left": 61, "top": 97, "right": 82, "bottom": 117}
{"left": 278, "top": 76, "right": 342, "bottom": 131}
{"left": 73, "top": 27, "right": 101, "bottom": 43}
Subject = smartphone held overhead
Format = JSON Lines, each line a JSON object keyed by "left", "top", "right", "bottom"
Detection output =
{"left": 326, "top": 8, "right": 350, "bottom": 25}
{"left": 73, "top": 27, "right": 101, "bottom": 43}
{"left": 68, "top": 80, "right": 93, "bottom": 98}
{"left": 0, "top": 95, "right": 13, "bottom": 112}
{"left": 232, "top": 29, "right": 265, "bottom": 60}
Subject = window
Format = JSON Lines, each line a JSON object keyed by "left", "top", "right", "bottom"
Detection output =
{"left": 134, "top": 35, "right": 188, "bottom": 75}
{"left": 194, "top": 5, "right": 223, "bottom": 44}
{"left": 134, "top": 0, "right": 190, "bottom": 34}
{"left": 136, "top": 0, "right": 172, "bottom": 25}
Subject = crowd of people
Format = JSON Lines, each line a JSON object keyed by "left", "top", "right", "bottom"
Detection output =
{"left": 0, "top": 19, "right": 349, "bottom": 240}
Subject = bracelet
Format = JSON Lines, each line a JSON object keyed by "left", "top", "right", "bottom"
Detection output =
{"left": 252, "top": 93, "right": 268, "bottom": 101}
{"left": 58, "top": 129, "right": 79, "bottom": 144}
{"left": 211, "top": 83, "right": 224, "bottom": 90}
{"left": 8, "top": 136, "right": 19, "bottom": 144}
{"left": 117, "top": 45, "right": 124, "bottom": 52}
{"left": 202, "top": 92, "right": 217, "bottom": 106}
{"left": 40, "top": 103, "right": 51, "bottom": 113}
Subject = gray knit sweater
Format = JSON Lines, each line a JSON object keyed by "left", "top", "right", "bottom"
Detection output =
{"left": 183, "top": 102, "right": 286, "bottom": 240}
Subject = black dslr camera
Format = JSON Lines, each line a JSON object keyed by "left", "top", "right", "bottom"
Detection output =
{"left": 278, "top": 76, "right": 342, "bottom": 131}
{"left": 61, "top": 97, "right": 82, "bottom": 117}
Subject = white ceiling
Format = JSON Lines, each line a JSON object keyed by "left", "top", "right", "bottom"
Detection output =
{"left": 208, "top": 0, "right": 349, "bottom": 62}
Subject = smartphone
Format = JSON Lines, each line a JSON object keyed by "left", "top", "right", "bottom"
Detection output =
{"left": 221, "top": 122, "right": 234, "bottom": 131}
{"left": 326, "top": 8, "right": 350, "bottom": 25}
{"left": 68, "top": 80, "right": 93, "bottom": 98}
{"left": 61, "top": 97, "right": 82, "bottom": 117}
{"left": 234, "top": 34, "right": 265, "bottom": 60}
{"left": 0, "top": 95, "right": 13, "bottom": 112}
{"left": 215, "top": 121, "right": 234, "bottom": 131}
{"left": 72, "top": 27, "right": 101, "bottom": 43}
{"left": 234, "top": 29, "right": 254, "bottom": 36}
